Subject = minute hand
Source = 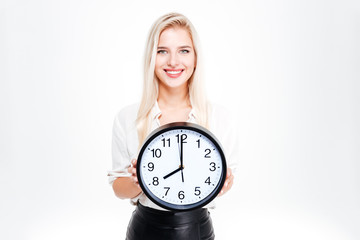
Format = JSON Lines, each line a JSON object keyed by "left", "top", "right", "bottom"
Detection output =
{"left": 180, "top": 137, "right": 184, "bottom": 182}
{"left": 180, "top": 138, "right": 183, "bottom": 167}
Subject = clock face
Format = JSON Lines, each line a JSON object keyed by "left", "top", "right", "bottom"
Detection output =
{"left": 137, "top": 122, "right": 226, "bottom": 211}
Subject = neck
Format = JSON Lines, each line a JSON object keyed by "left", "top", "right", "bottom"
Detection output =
{"left": 158, "top": 84, "right": 190, "bottom": 110}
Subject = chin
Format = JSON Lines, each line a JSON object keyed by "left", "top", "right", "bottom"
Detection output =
{"left": 166, "top": 81, "right": 187, "bottom": 89}
{"left": 157, "top": 74, "right": 186, "bottom": 87}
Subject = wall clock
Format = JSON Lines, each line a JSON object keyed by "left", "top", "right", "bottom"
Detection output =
{"left": 137, "top": 122, "right": 227, "bottom": 211}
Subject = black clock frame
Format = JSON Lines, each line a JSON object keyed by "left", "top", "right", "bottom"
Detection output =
{"left": 137, "top": 122, "right": 227, "bottom": 211}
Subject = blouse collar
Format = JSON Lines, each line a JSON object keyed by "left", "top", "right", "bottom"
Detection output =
{"left": 151, "top": 101, "right": 197, "bottom": 123}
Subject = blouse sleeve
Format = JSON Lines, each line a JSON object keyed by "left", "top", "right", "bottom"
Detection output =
{"left": 107, "top": 112, "right": 132, "bottom": 185}
{"left": 210, "top": 104, "right": 239, "bottom": 174}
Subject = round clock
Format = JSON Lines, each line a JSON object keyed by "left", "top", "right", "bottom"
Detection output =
{"left": 137, "top": 122, "right": 227, "bottom": 211}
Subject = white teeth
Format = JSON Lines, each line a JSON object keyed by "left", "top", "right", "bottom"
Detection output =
{"left": 167, "top": 70, "right": 182, "bottom": 74}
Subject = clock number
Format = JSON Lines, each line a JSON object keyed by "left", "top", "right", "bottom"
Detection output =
{"left": 204, "top": 149, "right": 211, "bottom": 158}
{"left": 161, "top": 138, "right": 170, "bottom": 147}
{"left": 152, "top": 177, "right": 159, "bottom": 186}
{"left": 164, "top": 187, "right": 170, "bottom": 196}
{"left": 176, "top": 134, "right": 187, "bottom": 143}
{"left": 151, "top": 148, "right": 162, "bottom": 158}
{"left": 194, "top": 187, "right": 201, "bottom": 196}
{"left": 209, "top": 162, "right": 216, "bottom": 171}
{"left": 205, "top": 177, "right": 211, "bottom": 185}
{"left": 147, "top": 162, "right": 154, "bottom": 171}
{"left": 196, "top": 139, "right": 200, "bottom": 148}
{"left": 178, "top": 191, "right": 185, "bottom": 200}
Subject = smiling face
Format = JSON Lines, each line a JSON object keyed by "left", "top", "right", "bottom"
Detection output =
{"left": 155, "top": 27, "right": 196, "bottom": 91}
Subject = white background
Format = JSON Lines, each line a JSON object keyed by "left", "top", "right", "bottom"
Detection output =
{"left": 1, "top": 0, "right": 359, "bottom": 239}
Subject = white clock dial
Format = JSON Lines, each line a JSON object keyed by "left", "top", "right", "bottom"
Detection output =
{"left": 137, "top": 122, "right": 226, "bottom": 211}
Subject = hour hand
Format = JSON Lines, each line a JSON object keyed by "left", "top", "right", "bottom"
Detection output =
{"left": 163, "top": 166, "right": 183, "bottom": 179}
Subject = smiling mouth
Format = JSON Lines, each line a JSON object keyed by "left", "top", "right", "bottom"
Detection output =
{"left": 164, "top": 69, "right": 184, "bottom": 78}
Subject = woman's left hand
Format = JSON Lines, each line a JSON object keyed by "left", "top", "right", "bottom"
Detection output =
{"left": 218, "top": 168, "right": 234, "bottom": 197}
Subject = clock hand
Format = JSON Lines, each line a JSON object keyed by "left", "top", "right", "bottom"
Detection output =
{"left": 177, "top": 141, "right": 181, "bottom": 162}
{"left": 163, "top": 166, "right": 183, "bottom": 179}
{"left": 180, "top": 137, "right": 183, "bottom": 167}
{"left": 181, "top": 168, "right": 184, "bottom": 182}
{"left": 180, "top": 135, "right": 184, "bottom": 182}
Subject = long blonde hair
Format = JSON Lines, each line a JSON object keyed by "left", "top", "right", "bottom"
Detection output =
{"left": 136, "top": 12, "right": 209, "bottom": 145}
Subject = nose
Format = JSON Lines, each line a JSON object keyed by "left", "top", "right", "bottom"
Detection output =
{"left": 167, "top": 53, "right": 179, "bottom": 67}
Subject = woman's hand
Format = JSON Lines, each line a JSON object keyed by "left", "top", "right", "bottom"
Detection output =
{"left": 218, "top": 168, "right": 234, "bottom": 197}
{"left": 112, "top": 159, "right": 142, "bottom": 199}
{"left": 128, "top": 159, "right": 140, "bottom": 187}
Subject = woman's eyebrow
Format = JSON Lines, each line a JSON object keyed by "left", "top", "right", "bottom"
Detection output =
{"left": 179, "top": 45, "right": 192, "bottom": 48}
{"left": 157, "top": 45, "right": 192, "bottom": 49}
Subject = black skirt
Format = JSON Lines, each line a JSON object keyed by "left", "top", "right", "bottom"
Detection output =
{"left": 126, "top": 203, "right": 215, "bottom": 240}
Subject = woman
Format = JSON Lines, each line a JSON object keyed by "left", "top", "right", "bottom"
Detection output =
{"left": 108, "top": 12, "right": 238, "bottom": 240}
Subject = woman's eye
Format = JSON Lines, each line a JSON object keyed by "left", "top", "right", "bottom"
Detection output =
{"left": 157, "top": 50, "right": 167, "bottom": 54}
{"left": 180, "top": 49, "right": 190, "bottom": 54}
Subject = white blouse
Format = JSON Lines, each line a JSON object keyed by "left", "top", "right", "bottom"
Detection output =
{"left": 108, "top": 102, "right": 239, "bottom": 210}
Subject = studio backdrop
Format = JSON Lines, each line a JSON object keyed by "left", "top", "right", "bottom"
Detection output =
{"left": 1, "top": 0, "right": 359, "bottom": 239}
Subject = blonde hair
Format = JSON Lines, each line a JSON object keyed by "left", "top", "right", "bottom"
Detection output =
{"left": 136, "top": 12, "right": 209, "bottom": 145}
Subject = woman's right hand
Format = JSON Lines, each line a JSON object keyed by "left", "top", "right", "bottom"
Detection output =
{"left": 112, "top": 159, "right": 142, "bottom": 199}
{"left": 128, "top": 159, "right": 139, "bottom": 187}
